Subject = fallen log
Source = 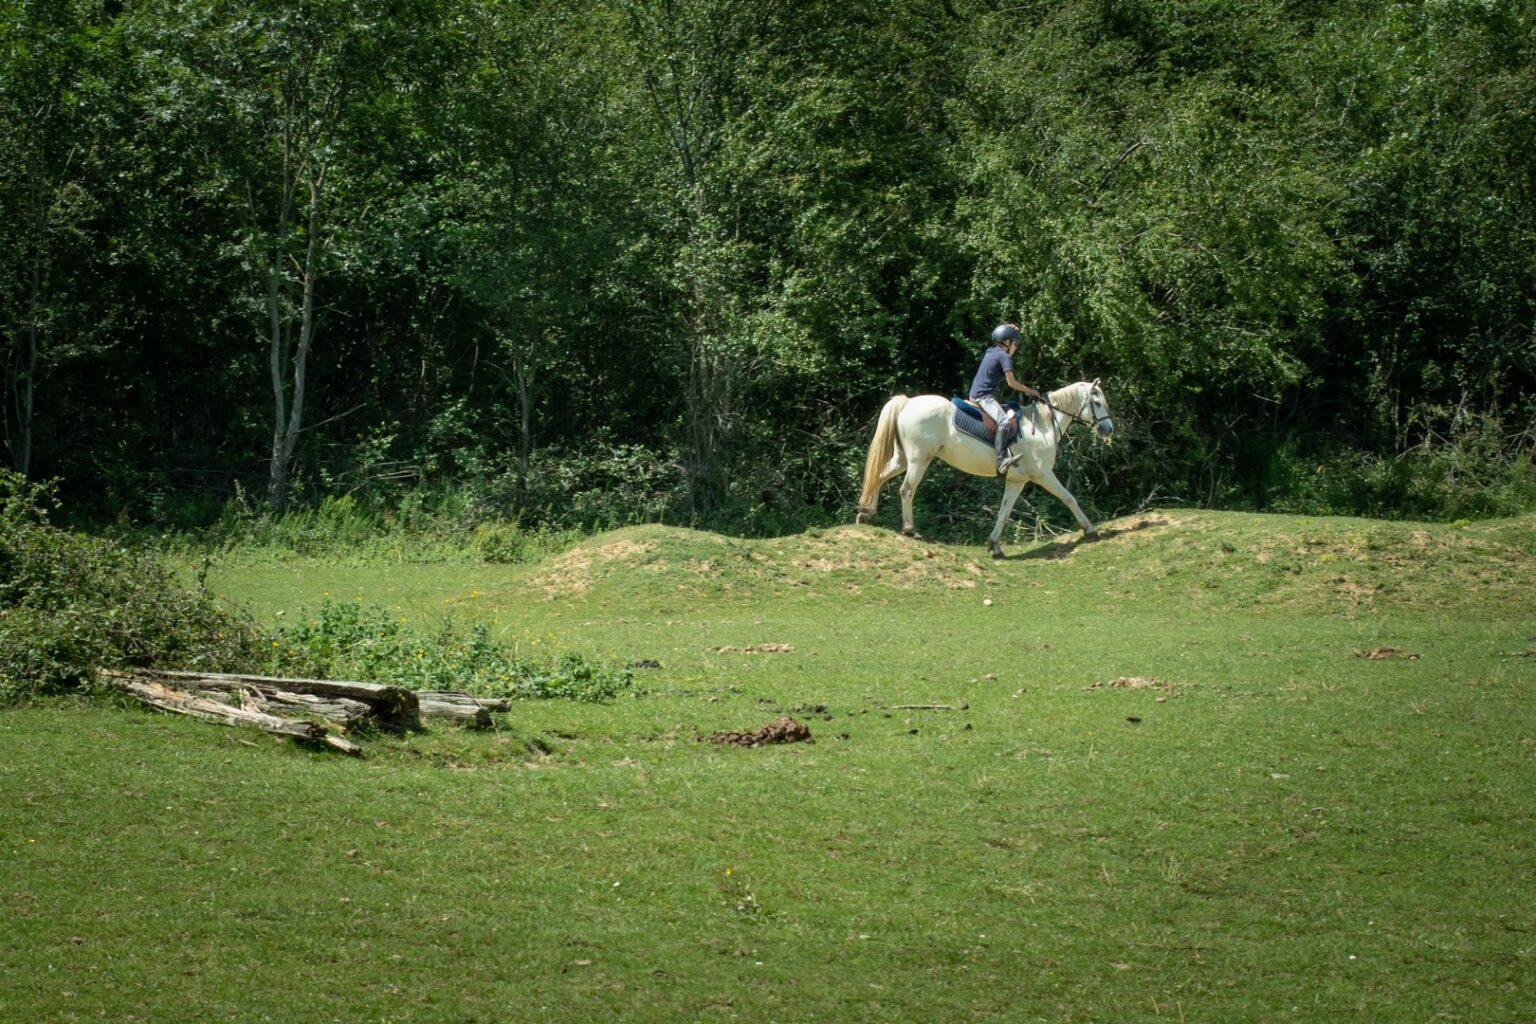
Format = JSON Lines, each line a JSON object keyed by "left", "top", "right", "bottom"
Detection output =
{"left": 242, "top": 689, "right": 371, "bottom": 729}
{"left": 129, "top": 669, "right": 420, "bottom": 730}
{"left": 177, "top": 685, "right": 372, "bottom": 730}
{"left": 115, "top": 677, "right": 324, "bottom": 742}
{"left": 416, "top": 690, "right": 512, "bottom": 713}
{"left": 416, "top": 697, "right": 493, "bottom": 729}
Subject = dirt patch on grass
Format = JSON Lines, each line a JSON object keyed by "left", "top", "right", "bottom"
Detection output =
{"left": 773, "top": 526, "right": 987, "bottom": 590}
{"left": 527, "top": 537, "right": 658, "bottom": 597}
{"left": 1355, "top": 646, "right": 1421, "bottom": 660}
{"left": 713, "top": 643, "right": 794, "bottom": 654}
{"left": 703, "top": 716, "right": 813, "bottom": 747}
{"left": 1083, "top": 676, "right": 1181, "bottom": 693}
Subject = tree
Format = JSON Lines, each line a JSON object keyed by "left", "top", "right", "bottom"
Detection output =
{"left": 437, "top": 1, "right": 625, "bottom": 503}
{"left": 0, "top": 1, "right": 102, "bottom": 476}
{"left": 618, "top": 0, "right": 775, "bottom": 515}
{"left": 141, "top": 0, "right": 439, "bottom": 509}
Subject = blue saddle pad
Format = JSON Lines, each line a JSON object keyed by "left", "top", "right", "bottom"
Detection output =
{"left": 951, "top": 398, "right": 1023, "bottom": 448}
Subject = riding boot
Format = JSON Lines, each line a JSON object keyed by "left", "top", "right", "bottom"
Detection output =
{"left": 995, "top": 418, "right": 1020, "bottom": 474}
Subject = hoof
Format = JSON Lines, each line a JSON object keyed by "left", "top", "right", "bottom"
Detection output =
{"left": 901, "top": 528, "right": 925, "bottom": 541}
{"left": 854, "top": 512, "right": 868, "bottom": 525}
{"left": 1082, "top": 529, "right": 1099, "bottom": 542}
{"left": 990, "top": 548, "right": 1005, "bottom": 561}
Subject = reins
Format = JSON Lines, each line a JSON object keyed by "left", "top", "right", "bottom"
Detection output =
{"left": 1032, "top": 387, "right": 1109, "bottom": 445}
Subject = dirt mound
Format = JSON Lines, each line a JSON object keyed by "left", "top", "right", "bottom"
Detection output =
{"left": 526, "top": 534, "right": 659, "bottom": 597}
{"left": 520, "top": 523, "right": 991, "bottom": 600}
{"left": 770, "top": 526, "right": 986, "bottom": 589}
{"left": 704, "top": 716, "right": 813, "bottom": 747}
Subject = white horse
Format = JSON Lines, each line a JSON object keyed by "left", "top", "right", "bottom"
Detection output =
{"left": 855, "top": 380, "right": 1115, "bottom": 558}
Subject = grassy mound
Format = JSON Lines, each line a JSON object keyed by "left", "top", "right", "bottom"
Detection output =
{"left": 515, "top": 510, "right": 1536, "bottom": 615}
{"left": 522, "top": 523, "right": 990, "bottom": 599}
{"left": 1034, "top": 510, "right": 1536, "bottom": 613}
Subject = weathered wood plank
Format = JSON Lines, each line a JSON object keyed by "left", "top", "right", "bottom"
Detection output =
{"left": 416, "top": 698, "right": 493, "bottom": 729}
{"left": 182, "top": 684, "right": 371, "bottom": 729}
{"left": 416, "top": 690, "right": 511, "bottom": 713}
{"left": 113, "top": 677, "right": 324, "bottom": 741}
{"left": 131, "top": 669, "right": 420, "bottom": 729}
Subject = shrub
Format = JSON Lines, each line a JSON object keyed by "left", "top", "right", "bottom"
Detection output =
{"left": 0, "top": 472, "right": 268, "bottom": 700}
{"left": 274, "top": 598, "right": 632, "bottom": 703}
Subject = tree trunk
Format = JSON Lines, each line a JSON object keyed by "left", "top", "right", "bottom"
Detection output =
{"left": 12, "top": 263, "right": 39, "bottom": 476}
{"left": 128, "top": 668, "right": 420, "bottom": 731}
{"left": 264, "top": 166, "right": 323, "bottom": 510}
{"left": 263, "top": 159, "right": 294, "bottom": 509}
{"left": 684, "top": 288, "right": 730, "bottom": 517}
{"left": 513, "top": 343, "right": 533, "bottom": 506}
{"left": 9, "top": 188, "right": 45, "bottom": 477}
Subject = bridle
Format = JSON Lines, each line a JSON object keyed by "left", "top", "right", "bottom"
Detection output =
{"left": 1033, "top": 383, "right": 1110, "bottom": 444}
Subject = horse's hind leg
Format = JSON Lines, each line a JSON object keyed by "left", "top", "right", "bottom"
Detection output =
{"left": 899, "top": 455, "right": 932, "bottom": 539}
{"left": 988, "top": 478, "right": 1027, "bottom": 559}
{"left": 855, "top": 453, "right": 907, "bottom": 524}
{"left": 1036, "top": 468, "right": 1096, "bottom": 537}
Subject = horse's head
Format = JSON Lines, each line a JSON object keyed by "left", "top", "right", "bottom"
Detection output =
{"left": 1083, "top": 378, "right": 1114, "bottom": 440}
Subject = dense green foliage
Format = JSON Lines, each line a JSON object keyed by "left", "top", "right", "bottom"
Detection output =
{"left": 0, "top": 471, "right": 266, "bottom": 695}
{"left": 0, "top": 469, "right": 631, "bottom": 699}
{"left": 275, "top": 597, "right": 634, "bottom": 701}
{"left": 3, "top": 0, "right": 1533, "bottom": 525}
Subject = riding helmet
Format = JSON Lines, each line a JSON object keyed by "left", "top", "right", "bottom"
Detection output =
{"left": 991, "top": 323, "right": 1022, "bottom": 346}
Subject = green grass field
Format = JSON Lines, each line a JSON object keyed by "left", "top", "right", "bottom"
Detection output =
{"left": 3, "top": 511, "right": 1533, "bottom": 1022}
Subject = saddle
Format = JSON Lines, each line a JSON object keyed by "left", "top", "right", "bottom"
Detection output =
{"left": 951, "top": 398, "right": 1023, "bottom": 448}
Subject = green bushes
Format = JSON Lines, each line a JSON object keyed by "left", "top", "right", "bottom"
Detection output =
{"left": 166, "top": 487, "right": 577, "bottom": 564}
{"left": 274, "top": 599, "right": 632, "bottom": 702}
{"left": 0, "top": 472, "right": 631, "bottom": 703}
{"left": 0, "top": 473, "right": 268, "bottom": 699}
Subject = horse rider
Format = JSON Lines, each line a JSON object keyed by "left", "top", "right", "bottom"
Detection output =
{"left": 969, "top": 323, "right": 1043, "bottom": 473}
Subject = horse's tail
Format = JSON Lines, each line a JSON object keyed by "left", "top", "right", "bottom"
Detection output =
{"left": 856, "top": 395, "right": 909, "bottom": 521}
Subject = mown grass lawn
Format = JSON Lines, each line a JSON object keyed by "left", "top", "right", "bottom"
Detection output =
{"left": 2, "top": 512, "right": 1533, "bottom": 1022}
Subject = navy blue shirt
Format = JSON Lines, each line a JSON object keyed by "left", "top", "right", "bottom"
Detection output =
{"left": 969, "top": 345, "right": 1013, "bottom": 400}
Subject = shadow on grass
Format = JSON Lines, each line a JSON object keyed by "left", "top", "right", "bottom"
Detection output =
{"left": 1007, "top": 515, "right": 1168, "bottom": 560}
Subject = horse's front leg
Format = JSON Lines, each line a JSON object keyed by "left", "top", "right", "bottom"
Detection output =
{"left": 898, "top": 456, "right": 932, "bottom": 539}
{"left": 988, "top": 478, "right": 1027, "bottom": 559}
{"left": 1035, "top": 468, "right": 1096, "bottom": 537}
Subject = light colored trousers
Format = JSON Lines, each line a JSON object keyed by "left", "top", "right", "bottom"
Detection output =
{"left": 971, "top": 394, "right": 1013, "bottom": 428}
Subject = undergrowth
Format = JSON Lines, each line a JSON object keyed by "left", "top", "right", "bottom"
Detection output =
{"left": 146, "top": 489, "right": 582, "bottom": 564}
{"left": 0, "top": 472, "right": 630, "bottom": 704}
{"left": 0, "top": 472, "right": 267, "bottom": 699}
{"left": 272, "top": 599, "right": 632, "bottom": 702}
